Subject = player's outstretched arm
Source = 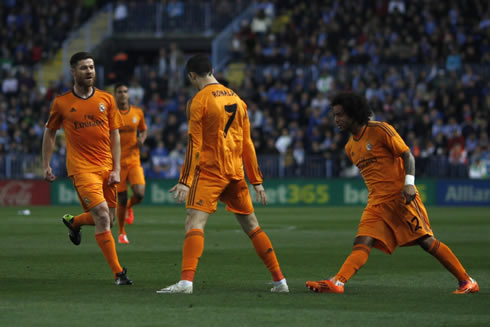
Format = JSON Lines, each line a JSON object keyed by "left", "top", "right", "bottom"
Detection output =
{"left": 42, "top": 128, "right": 57, "bottom": 182}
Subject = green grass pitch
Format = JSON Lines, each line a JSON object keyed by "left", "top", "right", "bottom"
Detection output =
{"left": 1, "top": 205, "right": 488, "bottom": 327}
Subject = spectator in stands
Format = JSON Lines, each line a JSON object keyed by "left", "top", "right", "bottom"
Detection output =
{"left": 114, "top": 0, "right": 128, "bottom": 30}
{"left": 469, "top": 158, "right": 487, "bottom": 179}
{"left": 2, "top": 71, "right": 18, "bottom": 96}
{"left": 150, "top": 140, "right": 170, "bottom": 178}
{"left": 250, "top": 9, "right": 271, "bottom": 41}
{"left": 128, "top": 77, "right": 145, "bottom": 106}
{"left": 3, "top": 0, "right": 490, "bottom": 180}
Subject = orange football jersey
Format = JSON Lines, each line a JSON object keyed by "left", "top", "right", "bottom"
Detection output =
{"left": 46, "top": 88, "right": 123, "bottom": 176}
{"left": 118, "top": 105, "right": 146, "bottom": 166}
{"left": 345, "top": 121, "right": 410, "bottom": 205}
{"left": 179, "top": 84, "right": 263, "bottom": 186}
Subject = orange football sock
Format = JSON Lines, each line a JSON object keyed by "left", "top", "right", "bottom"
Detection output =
{"left": 117, "top": 205, "right": 126, "bottom": 234}
{"left": 127, "top": 195, "right": 142, "bottom": 209}
{"left": 335, "top": 244, "right": 371, "bottom": 283}
{"left": 248, "top": 227, "right": 284, "bottom": 281}
{"left": 95, "top": 231, "right": 123, "bottom": 277}
{"left": 72, "top": 212, "right": 94, "bottom": 229}
{"left": 427, "top": 239, "right": 470, "bottom": 281}
{"left": 181, "top": 229, "right": 205, "bottom": 282}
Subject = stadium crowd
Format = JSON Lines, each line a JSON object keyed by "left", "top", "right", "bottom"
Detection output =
{"left": 0, "top": 0, "right": 489, "bottom": 179}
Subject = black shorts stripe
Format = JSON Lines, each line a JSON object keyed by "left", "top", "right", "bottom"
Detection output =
{"left": 412, "top": 199, "right": 431, "bottom": 232}
{"left": 180, "top": 134, "right": 193, "bottom": 185}
{"left": 187, "top": 166, "right": 201, "bottom": 206}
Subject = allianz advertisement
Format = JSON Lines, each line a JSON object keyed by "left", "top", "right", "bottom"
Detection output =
{"left": 49, "top": 178, "right": 489, "bottom": 206}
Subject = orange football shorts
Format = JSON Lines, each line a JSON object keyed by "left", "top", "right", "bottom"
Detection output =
{"left": 117, "top": 164, "right": 145, "bottom": 193}
{"left": 70, "top": 170, "right": 117, "bottom": 211}
{"left": 186, "top": 171, "right": 254, "bottom": 215}
{"left": 357, "top": 193, "right": 433, "bottom": 254}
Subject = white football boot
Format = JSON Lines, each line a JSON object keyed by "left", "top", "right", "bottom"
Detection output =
{"left": 270, "top": 279, "right": 289, "bottom": 293}
{"left": 156, "top": 280, "right": 193, "bottom": 294}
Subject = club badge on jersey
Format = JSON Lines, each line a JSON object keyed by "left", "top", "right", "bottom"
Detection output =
{"left": 99, "top": 103, "right": 106, "bottom": 112}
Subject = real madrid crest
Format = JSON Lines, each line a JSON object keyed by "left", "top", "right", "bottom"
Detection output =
{"left": 366, "top": 143, "right": 372, "bottom": 151}
{"left": 132, "top": 116, "right": 137, "bottom": 124}
{"left": 99, "top": 103, "right": 106, "bottom": 112}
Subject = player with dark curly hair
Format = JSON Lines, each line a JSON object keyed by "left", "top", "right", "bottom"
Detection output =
{"left": 306, "top": 91, "right": 478, "bottom": 295}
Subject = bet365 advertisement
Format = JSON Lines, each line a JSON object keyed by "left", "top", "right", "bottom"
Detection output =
{"left": 46, "top": 178, "right": 489, "bottom": 206}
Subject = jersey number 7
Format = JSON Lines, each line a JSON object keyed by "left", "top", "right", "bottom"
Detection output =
{"left": 223, "top": 104, "right": 237, "bottom": 137}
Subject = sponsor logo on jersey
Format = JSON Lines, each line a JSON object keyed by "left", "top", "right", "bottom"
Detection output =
{"left": 74, "top": 119, "right": 104, "bottom": 130}
{"left": 357, "top": 157, "right": 377, "bottom": 169}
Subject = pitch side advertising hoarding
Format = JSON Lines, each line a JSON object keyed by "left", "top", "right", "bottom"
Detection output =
{"left": 0, "top": 180, "right": 50, "bottom": 205}
{"left": 41, "top": 178, "right": 490, "bottom": 206}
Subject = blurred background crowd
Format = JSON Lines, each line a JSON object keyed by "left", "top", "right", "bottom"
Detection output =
{"left": 1, "top": 0, "right": 489, "bottom": 179}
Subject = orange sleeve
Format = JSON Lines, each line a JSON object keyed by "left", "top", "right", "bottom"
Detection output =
{"left": 179, "top": 97, "right": 204, "bottom": 187}
{"left": 45, "top": 98, "right": 63, "bottom": 130}
{"left": 138, "top": 109, "right": 147, "bottom": 131}
{"left": 344, "top": 140, "right": 353, "bottom": 163}
{"left": 381, "top": 122, "right": 409, "bottom": 157}
{"left": 242, "top": 101, "right": 263, "bottom": 185}
{"left": 108, "top": 95, "right": 123, "bottom": 130}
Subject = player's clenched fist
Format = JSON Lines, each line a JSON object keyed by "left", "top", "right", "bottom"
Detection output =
{"left": 44, "top": 167, "right": 56, "bottom": 182}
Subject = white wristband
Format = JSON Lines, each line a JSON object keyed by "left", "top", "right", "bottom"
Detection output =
{"left": 405, "top": 175, "right": 415, "bottom": 185}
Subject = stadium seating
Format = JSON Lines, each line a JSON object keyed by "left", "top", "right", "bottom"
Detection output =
{"left": 1, "top": 0, "right": 489, "bottom": 179}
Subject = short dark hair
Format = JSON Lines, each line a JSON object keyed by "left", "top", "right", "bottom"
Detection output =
{"left": 70, "top": 52, "right": 95, "bottom": 68}
{"left": 185, "top": 54, "right": 212, "bottom": 77}
{"left": 114, "top": 82, "right": 129, "bottom": 91}
{"left": 331, "top": 91, "right": 372, "bottom": 125}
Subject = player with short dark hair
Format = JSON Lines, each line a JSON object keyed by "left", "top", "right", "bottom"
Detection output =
{"left": 113, "top": 81, "right": 147, "bottom": 244}
{"left": 42, "top": 51, "right": 132, "bottom": 285}
{"left": 306, "top": 91, "right": 478, "bottom": 294}
{"left": 157, "top": 55, "right": 288, "bottom": 294}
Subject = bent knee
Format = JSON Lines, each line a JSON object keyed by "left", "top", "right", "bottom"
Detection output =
{"left": 134, "top": 191, "right": 144, "bottom": 201}
{"left": 417, "top": 235, "right": 435, "bottom": 251}
{"left": 353, "top": 236, "right": 374, "bottom": 247}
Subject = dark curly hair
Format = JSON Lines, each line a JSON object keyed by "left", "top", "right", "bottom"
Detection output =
{"left": 331, "top": 91, "right": 372, "bottom": 126}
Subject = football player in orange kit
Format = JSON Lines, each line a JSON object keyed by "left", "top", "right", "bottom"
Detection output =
{"left": 113, "top": 82, "right": 147, "bottom": 244}
{"left": 157, "top": 54, "right": 288, "bottom": 294}
{"left": 306, "top": 92, "right": 478, "bottom": 294}
{"left": 42, "top": 52, "right": 132, "bottom": 285}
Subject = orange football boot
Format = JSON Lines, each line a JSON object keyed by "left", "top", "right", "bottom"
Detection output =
{"left": 118, "top": 233, "right": 130, "bottom": 244}
{"left": 125, "top": 207, "right": 134, "bottom": 225}
{"left": 453, "top": 278, "right": 479, "bottom": 294}
{"left": 306, "top": 279, "right": 344, "bottom": 293}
